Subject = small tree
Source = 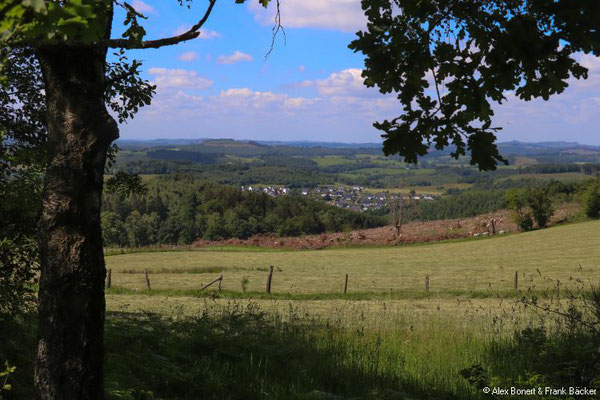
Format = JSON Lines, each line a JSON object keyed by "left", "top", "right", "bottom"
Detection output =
{"left": 583, "top": 181, "right": 600, "bottom": 219}
{"left": 526, "top": 186, "right": 554, "bottom": 229}
{"left": 391, "top": 198, "right": 405, "bottom": 235}
{"left": 506, "top": 189, "right": 533, "bottom": 231}
{"left": 506, "top": 187, "right": 554, "bottom": 230}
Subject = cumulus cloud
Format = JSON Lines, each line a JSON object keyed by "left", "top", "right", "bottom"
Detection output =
{"left": 172, "top": 25, "right": 222, "bottom": 39}
{"left": 217, "top": 88, "right": 316, "bottom": 110}
{"left": 301, "top": 68, "right": 382, "bottom": 98}
{"left": 178, "top": 51, "right": 198, "bottom": 62}
{"left": 125, "top": 64, "right": 399, "bottom": 142}
{"left": 199, "top": 29, "right": 222, "bottom": 39}
{"left": 147, "top": 68, "right": 213, "bottom": 90}
{"left": 217, "top": 51, "right": 254, "bottom": 65}
{"left": 248, "top": 0, "right": 365, "bottom": 32}
{"left": 123, "top": 82, "right": 392, "bottom": 142}
{"left": 121, "top": 52, "right": 600, "bottom": 144}
{"left": 131, "top": 0, "right": 156, "bottom": 15}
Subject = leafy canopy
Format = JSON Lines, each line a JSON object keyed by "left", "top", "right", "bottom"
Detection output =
{"left": 350, "top": 0, "right": 600, "bottom": 170}
{"left": 0, "top": 0, "right": 271, "bottom": 48}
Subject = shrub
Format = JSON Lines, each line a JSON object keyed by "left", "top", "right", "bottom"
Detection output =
{"left": 583, "top": 181, "right": 600, "bottom": 219}
{"left": 0, "top": 237, "right": 37, "bottom": 316}
{"left": 506, "top": 189, "right": 533, "bottom": 231}
{"left": 506, "top": 187, "right": 554, "bottom": 230}
{"left": 525, "top": 186, "right": 554, "bottom": 228}
{"left": 0, "top": 362, "right": 16, "bottom": 399}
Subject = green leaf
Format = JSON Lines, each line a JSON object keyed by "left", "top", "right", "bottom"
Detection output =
{"left": 21, "top": 0, "right": 47, "bottom": 14}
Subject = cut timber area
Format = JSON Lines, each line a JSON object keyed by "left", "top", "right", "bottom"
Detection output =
{"left": 193, "top": 204, "right": 580, "bottom": 250}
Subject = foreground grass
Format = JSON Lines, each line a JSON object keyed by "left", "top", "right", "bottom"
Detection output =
{"left": 4, "top": 222, "right": 599, "bottom": 399}
{"left": 105, "top": 220, "right": 600, "bottom": 295}
{"left": 0, "top": 299, "right": 516, "bottom": 400}
{"left": 4, "top": 296, "right": 598, "bottom": 400}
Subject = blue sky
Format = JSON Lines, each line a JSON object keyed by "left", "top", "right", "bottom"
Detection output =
{"left": 113, "top": 0, "right": 600, "bottom": 145}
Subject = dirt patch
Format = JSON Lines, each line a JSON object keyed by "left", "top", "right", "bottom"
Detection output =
{"left": 193, "top": 204, "right": 580, "bottom": 250}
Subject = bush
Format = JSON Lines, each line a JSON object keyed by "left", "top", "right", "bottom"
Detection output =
{"left": 506, "top": 189, "right": 533, "bottom": 231}
{"left": 0, "top": 362, "right": 16, "bottom": 399}
{"left": 515, "top": 213, "right": 534, "bottom": 232}
{"left": 525, "top": 186, "right": 554, "bottom": 228}
{"left": 0, "top": 237, "right": 37, "bottom": 316}
{"left": 506, "top": 187, "right": 554, "bottom": 230}
{"left": 462, "top": 278, "right": 600, "bottom": 394}
{"left": 583, "top": 181, "right": 600, "bottom": 219}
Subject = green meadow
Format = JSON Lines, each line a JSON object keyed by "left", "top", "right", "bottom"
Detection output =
{"left": 5, "top": 221, "right": 599, "bottom": 399}
{"left": 105, "top": 220, "right": 600, "bottom": 296}
{"left": 71, "top": 220, "right": 599, "bottom": 399}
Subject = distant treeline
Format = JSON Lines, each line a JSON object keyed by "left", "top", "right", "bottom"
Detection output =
{"left": 146, "top": 150, "right": 220, "bottom": 164}
{"left": 417, "top": 190, "right": 507, "bottom": 221}
{"left": 392, "top": 179, "right": 592, "bottom": 223}
{"left": 101, "top": 175, "right": 385, "bottom": 247}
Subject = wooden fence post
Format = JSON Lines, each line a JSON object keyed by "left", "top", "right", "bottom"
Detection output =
{"left": 200, "top": 275, "right": 224, "bottom": 291}
{"left": 514, "top": 270, "right": 518, "bottom": 291}
{"left": 144, "top": 269, "right": 151, "bottom": 291}
{"left": 425, "top": 275, "right": 430, "bottom": 292}
{"left": 344, "top": 274, "right": 349, "bottom": 294}
{"left": 106, "top": 269, "right": 112, "bottom": 289}
{"left": 266, "top": 265, "right": 274, "bottom": 294}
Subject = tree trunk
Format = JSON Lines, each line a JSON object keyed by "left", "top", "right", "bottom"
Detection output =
{"left": 34, "top": 45, "right": 118, "bottom": 400}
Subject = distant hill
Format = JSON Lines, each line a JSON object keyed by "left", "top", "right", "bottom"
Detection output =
{"left": 116, "top": 138, "right": 600, "bottom": 164}
{"left": 256, "top": 140, "right": 381, "bottom": 149}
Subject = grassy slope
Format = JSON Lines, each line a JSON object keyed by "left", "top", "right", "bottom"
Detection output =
{"left": 105, "top": 220, "right": 600, "bottom": 296}
{"left": 5, "top": 223, "right": 598, "bottom": 399}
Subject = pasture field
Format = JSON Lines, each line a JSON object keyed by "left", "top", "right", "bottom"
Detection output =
{"left": 94, "top": 220, "right": 600, "bottom": 398}
{"left": 361, "top": 183, "right": 473, "bottom": 195}
{"left": 499, "top": 172, "right": 592, "bottom": 182}
{"left": 105, "top": 220, "right": 600, "bottom": 296}
{"left": 5, "top": 222, "right": 598, "bottom": 399}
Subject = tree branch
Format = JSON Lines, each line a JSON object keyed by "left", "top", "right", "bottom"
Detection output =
{"left": 265, "top": 0, "right": 284, "bottom": 58}
{"left": 107, "top": 0, "right": 216, "bottom": 49}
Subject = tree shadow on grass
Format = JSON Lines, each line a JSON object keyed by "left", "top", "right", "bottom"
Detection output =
{"left": 105, "top": 301, "right": 466, "bottom": 400}
{"left": 467, "top": 326, "right": 600, "bottom": 398}
{"left": 1, "top": 303, "right": 467, "bottom": 400}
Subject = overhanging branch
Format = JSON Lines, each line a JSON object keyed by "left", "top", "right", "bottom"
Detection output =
{"left": 107, "top": 0, "right": 216, "bottom": 49}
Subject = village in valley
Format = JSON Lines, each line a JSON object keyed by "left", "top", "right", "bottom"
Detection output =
{"left": 241, "top": 185, "right": 436, "bottom": 212}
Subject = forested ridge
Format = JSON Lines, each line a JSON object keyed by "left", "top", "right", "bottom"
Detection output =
{"left": 101, "top": 175, "right": 385, "bottom": 247}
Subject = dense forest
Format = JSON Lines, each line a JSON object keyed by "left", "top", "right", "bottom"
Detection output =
{"left": 101, "top": 175, "right": 385, "bottom": 247}
{"left": 101, "top": 172, "right": 597, "bottom": 247}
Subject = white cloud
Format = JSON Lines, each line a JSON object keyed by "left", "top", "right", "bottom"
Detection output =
{"left": 217, "top": 51, "right": 254, "bottom": 65}
{"left": 199, "top": 29, "right": 222, "bottom": 39}
{"left": 248, "top": 0, "right": 366, "bottom": 32}
{"left": 172, "top": 25, "right": 222, "bottom": 39}
{"left": 298, "top": 65, "right": 306, "bottom": 73}
{"left": 217, "top": 88, "right": 316, "bottom": 110}
{"left": 301, "top": 68, "right": 382, "bottom": 98}
{"left": 147, "top": 68, "right": 213, "bottom": 90}
{"left": 124, "top": 82, "right": 394, "bottom": 142}
{"left": 178, "top": 51, "right": 198, "bottom": 62}
{"left": 122, "top": 55, "right": 600, "bottom": 145}
{"left": 131, "top": 0, "right": 156, "bottom": 15}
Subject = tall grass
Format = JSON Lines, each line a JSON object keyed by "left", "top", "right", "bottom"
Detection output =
{"left": 2, "top": 295, "right": 598, "bottom": 400}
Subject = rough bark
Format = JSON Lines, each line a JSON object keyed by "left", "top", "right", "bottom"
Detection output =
{"left": 34, "top": 45, "right": 118, "bottom": 400}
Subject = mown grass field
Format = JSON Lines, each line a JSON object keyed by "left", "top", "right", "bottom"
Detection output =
{"left": 105, "top": 220, "right": 600, "bottom": 297}
{"left": 87, "top": 221, "right": 600, "bottom": 398}
{"left": 5, "top": 222, "right": 599, "bottom": 399}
